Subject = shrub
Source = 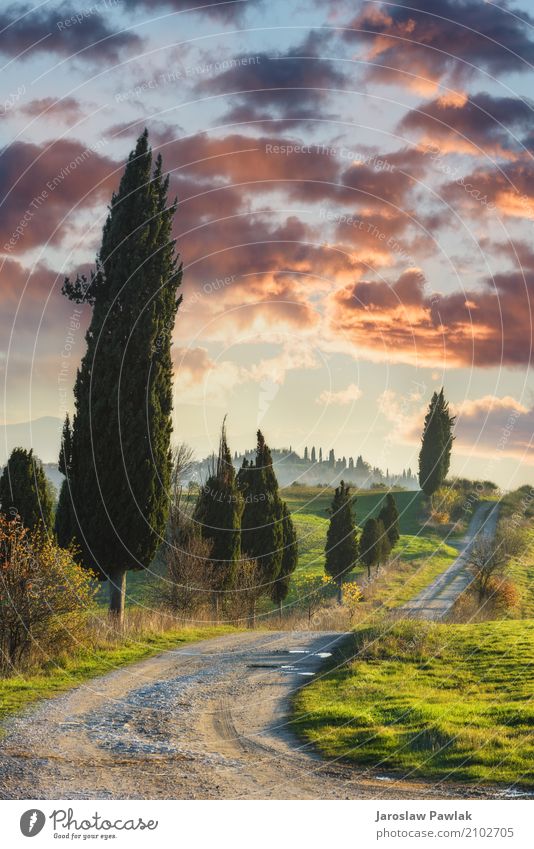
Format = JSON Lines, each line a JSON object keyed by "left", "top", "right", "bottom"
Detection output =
{"left": 486, "top": 576, "right": 520, "bottom": 616}
{"left": 343, "top": 581, "right": 363, "bottom": 624}
{"left": 224, "top": 558, "right": 263, "bottom": 625}
{"left": 0, "top": 516, "right": 96, "bottom": 674}
{"left": 158, "top": 522, "right": 215, "bottom": 618}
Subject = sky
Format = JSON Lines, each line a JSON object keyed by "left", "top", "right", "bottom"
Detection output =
{"left": 1, "top": 0, "right": 534, "bottom": 488}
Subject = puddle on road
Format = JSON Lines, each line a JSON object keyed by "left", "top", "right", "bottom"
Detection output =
{"left": 287, "top": 650, "right": 332, "bottom": 658}
{"left": 280, "top": 665, "right": 316, "bottom": 677}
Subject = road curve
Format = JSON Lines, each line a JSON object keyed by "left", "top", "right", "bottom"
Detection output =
{"left": 402, "top": 502, "right": 500, "bottom": 620}
{"left": 0, "top": 631, "right": 500, "bottom": 800}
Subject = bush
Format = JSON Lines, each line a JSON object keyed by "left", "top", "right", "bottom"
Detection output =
{"left": 485, "top": 576, "right": 520, "bottom": 616}
{"left": 158, "top": 522, "right": 215, "bottom": 618}
{"left": 224, "top": 558, "right": 263, "bottom": 625}
{"left": 0, "top": 516, "right": 96, "bottom": 674}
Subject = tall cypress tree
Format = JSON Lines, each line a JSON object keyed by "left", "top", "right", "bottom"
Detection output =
{"left": 271, "top": 502, "right": 298, "bottom": 617}
{"left": 239, "top": 430, "right": 284, "bottom": 598}
{"left": 418, "top": 388, "right": 455, "bottom": 498}
{"left": 324, "top": 480, "right": 358, "bottom": 602}
{"left": 378, "top": 492, "right": 400, "bottom": 549}
{"left": 193, "top": 419, "right": 243, "bottom": 601}
{"left": 0, "top": 447, "right": 53, "bottom": 532}
{"left": 61, "top": 130, "right": 182, "bottom": 619}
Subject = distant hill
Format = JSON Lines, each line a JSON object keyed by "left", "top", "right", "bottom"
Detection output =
{"left": 0, "top": 416, "right": 62, "bottom": 465}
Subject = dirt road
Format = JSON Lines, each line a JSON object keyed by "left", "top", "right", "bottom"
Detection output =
{"left": 0, "top": 631, "right": 501, "bottom": 800}
{"left": 402, "top": 502, "right": 499, "bottom": 620}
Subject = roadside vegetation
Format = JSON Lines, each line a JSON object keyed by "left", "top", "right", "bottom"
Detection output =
{"left": 293, "top": 619, "right": 534, "bottom": 786}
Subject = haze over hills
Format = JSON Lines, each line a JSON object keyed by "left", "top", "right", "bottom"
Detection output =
{"left": 0, "top": 417, "right": 62, "bottom": 466}
{"left": 1, "top": 417, "right": 420, "bottom": 492}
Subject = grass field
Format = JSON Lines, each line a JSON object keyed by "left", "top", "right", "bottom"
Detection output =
{"left": 0, "top": 623, "right": 236, "bottom": 728}
{"left": 506, "top": 529, "right": 534, "bottom": 619}
{"left": 293, "top": 619, "right": 534, "bottom": 786}
{"left": 286, "top": 487, "right": 458, "bottom": 607}
{"left": 98, "top": 486, "right": 456, "bottom": 610}
{"left": 282, "top": 486, "right": 425, "bottom": 533}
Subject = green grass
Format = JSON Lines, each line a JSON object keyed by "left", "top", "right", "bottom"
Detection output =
{"left": 0, "top": 625, "right": 235, "bottom": 727}
{"left": 507, "top": 529, "right": 534, "bottom": 619}
{"left": 282, "top": 486, "right": 425, "bottom": 534}
{"left": 293, "top": 619, "right": 534, "bottom": 786}
{"left": 365, "top": 535, "right": 459, "bottom": 607}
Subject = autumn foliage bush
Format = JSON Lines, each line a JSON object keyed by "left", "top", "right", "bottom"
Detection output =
{"left": 0, "top": 516, "right": 96, "bottom": 674}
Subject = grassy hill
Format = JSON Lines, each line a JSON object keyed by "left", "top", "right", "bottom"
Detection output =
{"left": 293, "top": 619, "right": 534, "bottom": 787}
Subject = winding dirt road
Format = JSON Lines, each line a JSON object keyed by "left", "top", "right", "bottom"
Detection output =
{"left": 402, "top": 502, "right": 499, "bottom": 620}
{"left": 0, "top": 631, "right": 502, "bottom": 800}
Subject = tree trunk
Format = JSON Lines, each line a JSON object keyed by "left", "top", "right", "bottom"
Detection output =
{"left": 109, "top": 568, "right": 126, "bottom": 625}
{"left": 249, "top": 600, "right": 256, "bottom": 629}
{"left": 278, "top": 599, "right": 283, "bottom": 622}
{"left": 337, "top": 581, "right": 343, "bottom": 604}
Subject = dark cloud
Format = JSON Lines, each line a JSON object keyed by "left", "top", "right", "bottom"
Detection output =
{"left": 0, "top": 3, "right": 141, "bottom": 61}
{"left": 344, "top": 1, "right": 534, "bottom": 90}
{"left": 0, "top": 139, "right": 118, "bottom": 254}
{"left": 401, "top": 92, "right": 534, "bottom": 157}
{"left": 196, "top": 33, "right": 345, "bottom": 128}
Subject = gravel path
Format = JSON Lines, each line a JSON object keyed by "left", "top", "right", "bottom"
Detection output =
{"left": 0, "top": 631, "right": 502, "bottom": 800}
{"left": 402, "top": 502, "right": 499, "bottom": 620}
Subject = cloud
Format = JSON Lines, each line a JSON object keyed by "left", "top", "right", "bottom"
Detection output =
{"left": 17, "top": 97, "right": 87, "bottom": 125}
{"left": 442, "top": 158, "right": 534, "bottom": 218}
{"left": 0, "top": 138, "right": 118, "bottom": 254}
{"left": 328, "top": 264, "right": 534, "bottom": 368}
{"left": 344, "top": 1, "right": 534, "bottom": 92}
{"left": 400, "top": 92, "right": 534, "bottom": 159}
{"left": 0, "top": 4, "right": 142, "bottom": 61}
{"left": 452, "top": 395, "right": 534, "bottom": 462}
{"left": 172, "top": 345, "right": 215, "bottom": 382}
{"left": 317, "top": 382, "right": 362, "bottom": 406}
{"left": 197, "top": 33, "right": 346, "bottom": 128}
{"left": 383, "top": 390, "right": 534, "bottom": 464}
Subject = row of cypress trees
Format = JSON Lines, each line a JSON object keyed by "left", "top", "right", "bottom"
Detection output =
{"left": 193, "top": 423, "right": 298, "bottom": 616}
{"left": 324, "top": 484, "right": 400, "bottom": 598}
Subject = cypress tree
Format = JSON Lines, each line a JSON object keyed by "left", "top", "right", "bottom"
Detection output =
{"left": 376, "top": 518, "right": 391, "bottom": 572}
{"left": 0, "top": 447, "right": 53, "bottom": 531}
{"left": 271, "top": 502, "right": 298, "bottom": 618}
{"left": 324, "top": 480, "right": 358, "bottom": 602}
{"left": 62, "top": 129, "right": 182, "bottom": 620}
{"left": 239, "top": 430, "right": 284, "bottom": 598}
{"left": 418, "top": 388, "right": 455, "bottom": 498}
{"left": 378, "top": 492, "right": 400, "bottom": 549}
{"left": 55, "top": 414, "right": 75, "bottom": 546}
{"left": 359, "top": 517, "right": 380, "bottom": 581}
{"left": 193, "top": 419, "right": 243, "bottom": 601}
